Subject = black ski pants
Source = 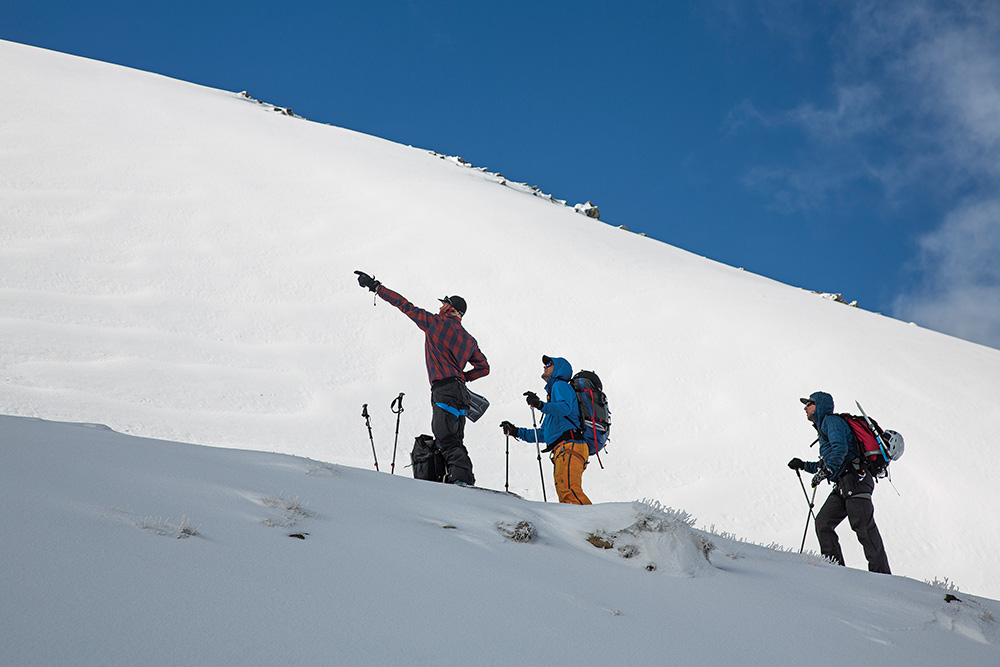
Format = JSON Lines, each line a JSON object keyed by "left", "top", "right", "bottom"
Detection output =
{"left": 430, "top": 378, "right": 475, "bottom": 486}
{"left": 815, "top": 471, "right": 891, "bottom": 574}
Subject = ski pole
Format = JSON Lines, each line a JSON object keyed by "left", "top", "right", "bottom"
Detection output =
{"left": 529, "top": 406, "right": 547, "bottom": 502}
{"left": 390, "top": 392, "right": 404, "bottom": 475}
{"left": 795, "top": 469, "right": 818, "bottom": 553}
{"left": 505, "top": 432, "right": 510, "bottom": 494}
{"left": 362, "top": 403, "right": 379, "bottom": 471}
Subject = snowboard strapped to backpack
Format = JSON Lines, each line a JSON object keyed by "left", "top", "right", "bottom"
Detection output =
{"left": 839, "top": 409, "right": 904, "bottom": 478}
{"left": 569, "top": 370, "right": 611, "bottom": 459}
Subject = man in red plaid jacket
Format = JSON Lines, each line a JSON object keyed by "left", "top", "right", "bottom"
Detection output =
{"left": 356, "top": 271, "right": 489, "bottom": 485}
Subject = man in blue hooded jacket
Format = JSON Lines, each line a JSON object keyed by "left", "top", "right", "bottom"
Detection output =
{"left": 789, "top": 391, "right": 891, "bottom": 574}
{"left": 500, "top": 355, "right": 591, "bottom": 504}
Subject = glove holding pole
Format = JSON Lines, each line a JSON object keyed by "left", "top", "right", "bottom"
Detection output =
{"left": 524, "top": 391, "right": 544, "bottom": 411}
{"left": 788, "top": 452, "right": 830, "bottom": 487}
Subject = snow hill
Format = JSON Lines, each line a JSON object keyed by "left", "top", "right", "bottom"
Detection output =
{"left": 2, "top": 34, "right": 999, "bottom": 613}
{"left": 3, "top": 414, "right": 999, "bottom": 666}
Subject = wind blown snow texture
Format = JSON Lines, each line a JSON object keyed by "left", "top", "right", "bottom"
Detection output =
{"left": 2, "top": 415, "right": 999, "bottom": 666}
{"left": 1, "top": 34, "right": 999, "bottom": 615}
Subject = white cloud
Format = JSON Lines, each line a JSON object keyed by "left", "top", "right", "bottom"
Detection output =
{"left": 730, "top": 0, "right": 1000, "bottom": 347}
{"left": 894, "top": 198, "right": 1000, "bottom": 348}
{"left": 873, "top": 0, "right": 1000, "bottom": 347}
{"left": 786, "top": 83, "right": 889, "bottom": 142}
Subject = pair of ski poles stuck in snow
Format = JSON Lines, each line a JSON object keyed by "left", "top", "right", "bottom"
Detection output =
{"left": 362, "top": 394, "right": 550, "bottom": 501}
{"left": 361, "top": 393, "right": 405, "bottom": 475}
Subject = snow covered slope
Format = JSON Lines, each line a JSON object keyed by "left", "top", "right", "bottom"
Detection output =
{"left": 2, "top": 415, "right": 998, "bottom": 666}
{"left": 2, "top": 38, "right": 999, "bottom": 599}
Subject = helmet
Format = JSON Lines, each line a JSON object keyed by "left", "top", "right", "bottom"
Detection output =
{"left": 883, "top": 429, "right": 905, "bottom": 461}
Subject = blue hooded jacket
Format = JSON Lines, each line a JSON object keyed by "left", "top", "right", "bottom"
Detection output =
{"left": 802, "top": 391, "right": 856, "bottom": 480}
{"left": 516, "top": 356, "right": 581, "bottom": 452}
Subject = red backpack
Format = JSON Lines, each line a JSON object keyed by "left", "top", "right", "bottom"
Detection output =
{"left": 839, "top": 413, "right": 892, "bottom": 477}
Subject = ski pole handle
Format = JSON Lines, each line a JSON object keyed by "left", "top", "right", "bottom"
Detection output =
{"left": 362, "top": 403, "right": 369, "bottom": 419}
{"left": 390, "top": 392, "right": 404, "bottom": 475}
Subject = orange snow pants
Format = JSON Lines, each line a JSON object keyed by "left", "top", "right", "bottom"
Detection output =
{"left": 551, "top": 440, "right": 591, "bottom": 505}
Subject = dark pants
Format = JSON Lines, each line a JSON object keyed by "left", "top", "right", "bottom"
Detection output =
{"left": 430, "top": 379, "right": 474, "bottom": 485}
{"left": 815, "top": 471, "right": 891, "bottom": 574}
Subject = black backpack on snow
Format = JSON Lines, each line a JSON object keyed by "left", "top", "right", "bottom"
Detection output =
{"left": 410, "top": 434, "right": 447, "bottom": 483}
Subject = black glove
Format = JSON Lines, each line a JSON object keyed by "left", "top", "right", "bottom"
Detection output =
{"left": 787, "top": 458, "right": 805, "bottom": 471}
{"left": 500, "top": 421, "right": 519, "bottom": 437}
{"left": 354, "top": 270, "right": 380, "bottom": 292}
{"left": 523, "top": 391, "right": 543, "bottom": 411}
{"left": 811, "top": 468, "right": 830, "bottom": 488}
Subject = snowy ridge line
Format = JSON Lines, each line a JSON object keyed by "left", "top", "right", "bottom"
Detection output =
{"left": 426, "top": 150, "right": 605, "bottom": 222}
{"left": 236, "top": 90, "right": 304, "bottom": 119}
{"left": 811, "top": 290, "right": 860, "bottom": 308}
{"left": 231, "top": 90, "right": 613, "bottom": 229}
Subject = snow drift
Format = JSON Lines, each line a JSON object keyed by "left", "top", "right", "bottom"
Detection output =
{"left": 2, "top": 414, "right": 999, "bottom": 666}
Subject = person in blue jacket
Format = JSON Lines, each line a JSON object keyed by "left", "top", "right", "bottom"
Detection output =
{"left": 789, "top": 391, "right": 891, "bottom": 574}
{"left": 500, "top": 355, "right": 591, "bottom": 504}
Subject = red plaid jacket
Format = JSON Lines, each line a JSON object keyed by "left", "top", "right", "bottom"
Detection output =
{"left": 377, "top": 286, "right": 489, "bottom": 386}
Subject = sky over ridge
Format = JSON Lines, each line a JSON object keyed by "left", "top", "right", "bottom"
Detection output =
{"left": 2, "top": 0, "right": 998, "bottom": 347}
{"left": 728, "top": 1, "right": 1000, "bottom": 348}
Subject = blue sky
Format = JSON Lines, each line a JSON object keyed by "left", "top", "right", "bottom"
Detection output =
{"left": 4, "top": 1, "right": 999, "bottom": 348}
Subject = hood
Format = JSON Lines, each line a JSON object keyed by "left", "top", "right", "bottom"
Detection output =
{"left": 545, "top": 355, "right": 573, "bottom": 388}
{"left": 809, "top": 391, "right": 835, "bottom": 425}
